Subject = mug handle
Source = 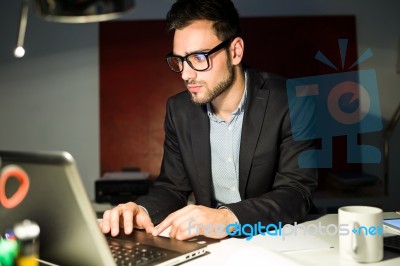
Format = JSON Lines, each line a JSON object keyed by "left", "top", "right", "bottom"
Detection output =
{"left": 350, "top": 221, "right": 360, "bottom": 260}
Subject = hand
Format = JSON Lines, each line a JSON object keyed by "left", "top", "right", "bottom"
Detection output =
{"left": 99, "top": 202, "right": 154, "bottom": 237}
{"left": 152, "top": 205, "right": 238, "bottom": 240}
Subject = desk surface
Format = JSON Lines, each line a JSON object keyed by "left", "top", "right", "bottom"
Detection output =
{"left": 185, "top": 212, "right": 400, "bottom": 266}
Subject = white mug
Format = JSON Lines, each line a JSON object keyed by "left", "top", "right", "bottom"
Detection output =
{"left": 338, "top": 206, "right": 383, "bottom": 263}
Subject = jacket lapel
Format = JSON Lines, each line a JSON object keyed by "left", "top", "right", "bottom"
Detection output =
{"left": 190, "top": 105, "right": 212, "bottom": 206}
{"left": 239, "top": 70, "right": 270, "bottom": 198}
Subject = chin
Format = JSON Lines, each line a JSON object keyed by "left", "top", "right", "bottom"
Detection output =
{"left": 189, "top": 92, "right": 206, "bottom": 105}
{"left": 191, "top": 97, "right": 206, "bottom": 105}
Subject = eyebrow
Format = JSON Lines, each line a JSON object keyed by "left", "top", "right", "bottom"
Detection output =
{"left": 185, "top": 48, "right": 210, "bottom": 55}
{"left": 171, "top": 48, "right": 211, "bottom": 57}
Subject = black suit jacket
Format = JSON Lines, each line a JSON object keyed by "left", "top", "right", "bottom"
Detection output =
{"left": 136, "top": 68, "right": 318, "bottom": 226}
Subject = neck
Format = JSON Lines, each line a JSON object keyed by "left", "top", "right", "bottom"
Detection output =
{"left": 211, "top": 67, "right": 245, "bottom": 121}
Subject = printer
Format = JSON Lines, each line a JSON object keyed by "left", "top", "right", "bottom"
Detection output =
{"left": 95, "top": 170, "right": 151, "bottom": 205}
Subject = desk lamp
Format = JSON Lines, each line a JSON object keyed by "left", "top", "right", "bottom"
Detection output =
{"left": 14, "top": 0, "right": 135, "bottom": 58}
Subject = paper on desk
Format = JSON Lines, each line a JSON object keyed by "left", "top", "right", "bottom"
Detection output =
{"left": 158, "top": 228, "right": 305, "bottom": 266}
{"left": 179, "top": 236, "right": 306, "bottom": 266}
{"left": 231, "top": 227, "right": 332, "bottom": 252}
{"left": 214, "top": 240, "right": 303, "bottom": 266}
{"left": 159, "top": 226, "right": 172, "bottom": 238}
{"left": 157, "top": 226, "right": 331, "bottom": 266}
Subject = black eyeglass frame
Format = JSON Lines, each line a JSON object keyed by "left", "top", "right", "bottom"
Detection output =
{"left": 164, "top": 38, "right": 234, "bottom": 73}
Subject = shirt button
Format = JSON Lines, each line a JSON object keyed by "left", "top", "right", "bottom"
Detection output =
{"left": 230, "top": 187, "right": 236, "bottom": 191}
{"left": 228, "top": 126, "right": 233, "bottom": 131}
{"left": 227, "top": 157, "right": 232, "bottom": 163}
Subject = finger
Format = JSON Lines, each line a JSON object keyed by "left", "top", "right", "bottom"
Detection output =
{"left": 137, "top": 212, "right": 155, "bottom": 234}
{"left": 152, "top": 205, "right": 194, "bottom": 236}
{"left": 173, "top": 218, "right": 197, "bottom": 240}
{"left": 172, "top": 212, "right": 208, "bottom": 240}
{"left": 169, "top": 214, "right": 194, "bottom": 239}
{"left": 122, "top": 203, "right": 136, "bottom": 235}
{"left": 167, "top": 206, "right": 197, "bottom": 238}
{"left": 173, "top": 207, "right": 229, "bottom": 240}
{"left": 100, "top": 210, "right": 111, "bottom": 234}
{"left": 110, "top": 205, "right": 124, "bottom": 236}
{"left": 152, "top": 214, "right": 174, "bottom": 236}
{"left": 143, "top": 222, "right": 155, "bottom": 234}
{"left": 176, "top": 219, "right": 227, "bottom": 240}
{"left": 178, "top": 217, "right": 209, "bottom": 240}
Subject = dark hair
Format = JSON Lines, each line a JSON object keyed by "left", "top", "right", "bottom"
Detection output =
{"left": 166, "top": 0, "right": 241, "bottom": 41}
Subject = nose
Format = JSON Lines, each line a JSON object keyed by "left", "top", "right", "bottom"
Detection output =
{"left": 181, "top": 61, "right": 197, "bottom": 81}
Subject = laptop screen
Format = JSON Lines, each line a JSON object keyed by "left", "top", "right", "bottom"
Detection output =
{"left": 0, "top": 150, "right": 207, "bottom": 266}
{"left": 0, "top": 150, "right": 116, "bottom": 265}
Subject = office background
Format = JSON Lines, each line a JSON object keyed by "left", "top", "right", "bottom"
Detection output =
{"left": 0, "top": 0, "right": 399, "bottom": 210}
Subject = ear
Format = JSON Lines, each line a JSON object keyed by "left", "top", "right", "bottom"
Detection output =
{"left": 229, "top": 37, "right": 244, "bottom": 65}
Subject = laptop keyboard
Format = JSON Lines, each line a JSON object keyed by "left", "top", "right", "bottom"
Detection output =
{"left": 384, "top": 235, "right": 400, "bottom": 253}
{"left": 108, "top": 238, "right": 169, "bottom": 266}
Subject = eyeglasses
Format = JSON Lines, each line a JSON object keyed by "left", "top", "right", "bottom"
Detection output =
{"left": 164, "top": 38, "right": 233, "bottom": 73}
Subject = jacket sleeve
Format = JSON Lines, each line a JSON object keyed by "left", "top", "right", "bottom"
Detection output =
{"left": 135, "top": 97, "right": 192, "bottom": 224}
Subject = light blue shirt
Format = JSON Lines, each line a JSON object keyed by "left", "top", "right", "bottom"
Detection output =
{"left": 207, "top": 73, "right": 247, "bottom": 205}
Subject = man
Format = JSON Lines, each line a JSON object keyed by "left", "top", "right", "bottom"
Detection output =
{"left": 100, "top": 0, "right": 317, "bottom": 240}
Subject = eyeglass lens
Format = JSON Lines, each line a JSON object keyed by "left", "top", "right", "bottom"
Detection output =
{"left": 167, "top": 53, "right": 209, "bottom": 72}
{"left": 165, "top": 38, "right": 233, "bottom": 73}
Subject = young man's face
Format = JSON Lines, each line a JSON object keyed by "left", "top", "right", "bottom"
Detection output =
{"left": 173, "top": 20, "right": 235, "bottom": 105}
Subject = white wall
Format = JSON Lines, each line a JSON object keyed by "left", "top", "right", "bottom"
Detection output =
{"left": 0, "top": 0, "right": 399, "bottom": 206}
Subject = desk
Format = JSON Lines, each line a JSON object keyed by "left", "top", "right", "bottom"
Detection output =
{"left": 184, "top": 212, "right": 400, "bottom": 266}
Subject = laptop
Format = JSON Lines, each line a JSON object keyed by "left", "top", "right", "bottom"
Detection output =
{"left": 0, "top": 150, "right": 207, "bottom": 265}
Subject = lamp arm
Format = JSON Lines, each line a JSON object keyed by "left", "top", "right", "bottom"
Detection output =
{"left": 15, "top": 0, "right": 29, "bottom": 58}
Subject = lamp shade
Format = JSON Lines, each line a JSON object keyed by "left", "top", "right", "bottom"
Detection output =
{"left": 34, "top": 0, "right": 135, "bottom": 23}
